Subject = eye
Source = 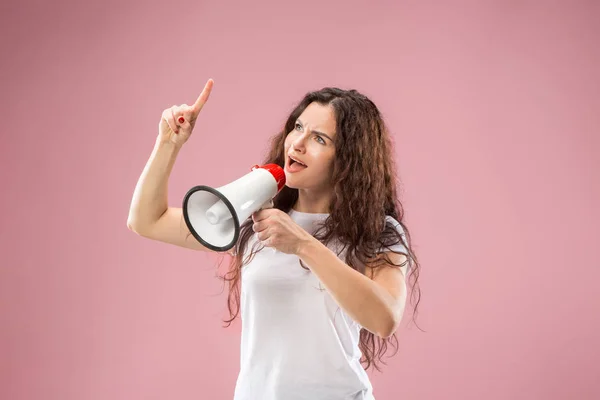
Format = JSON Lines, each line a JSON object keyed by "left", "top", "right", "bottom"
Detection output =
{"left": 315, "top": 136, "right": 326, "bottom": 145}
{"left": 295, "top": 122, "right": 302, "bottom": 131}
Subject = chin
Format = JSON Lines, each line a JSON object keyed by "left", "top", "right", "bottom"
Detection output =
{"left": 284, "top": 169, "right": 329, "bottom": 190}
{"left": 284, "top": 180, "right": 301, "bottom": 189}
{"left": 283, "top": 174, "right": 305, "bottom": 190}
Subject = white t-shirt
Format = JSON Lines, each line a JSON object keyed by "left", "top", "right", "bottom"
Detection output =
{"left": 233, "top": 209, "right": 408, "bottom": 400}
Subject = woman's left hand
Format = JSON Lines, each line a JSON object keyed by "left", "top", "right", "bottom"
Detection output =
{"left": 252, "top": 209, "right": 313, "bottom": 255}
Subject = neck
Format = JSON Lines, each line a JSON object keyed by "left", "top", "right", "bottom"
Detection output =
{"left": 293, "top": 188, "right": 332, "bottom": 214}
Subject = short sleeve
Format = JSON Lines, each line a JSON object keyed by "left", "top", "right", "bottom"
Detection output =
{"left": 378, "top": 216, "right": 409, "bottom": 255}
{"left": 375, "top": 216, "right": 412, "bottom": 276}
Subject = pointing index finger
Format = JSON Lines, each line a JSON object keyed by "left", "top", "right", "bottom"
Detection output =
{"left": 192, "top": 78, "right": 214, "bottom": 116}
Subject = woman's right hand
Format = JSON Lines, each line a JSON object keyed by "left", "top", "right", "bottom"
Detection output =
{"left": 158, "top": 78, "right": 214, "bottom": 146}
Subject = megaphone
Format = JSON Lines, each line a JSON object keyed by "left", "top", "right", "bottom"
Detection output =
{"left": 182, "top": 164, "right": 286, "bottom": 252}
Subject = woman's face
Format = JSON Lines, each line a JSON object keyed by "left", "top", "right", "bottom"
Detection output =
{"left": 284, "top": 102, "right": 337, "bottom": 191}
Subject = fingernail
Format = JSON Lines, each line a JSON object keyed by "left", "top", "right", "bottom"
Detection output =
{"left": 178, "top": 117, "right": 185, "bottom": 123}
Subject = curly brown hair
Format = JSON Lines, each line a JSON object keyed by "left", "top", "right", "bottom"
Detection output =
{"left": 216, "top": 87, "right": 422, "bottom": 372}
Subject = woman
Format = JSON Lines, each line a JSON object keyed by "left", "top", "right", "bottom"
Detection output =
{"left": 127, "top": 79, "right": 421, "bottom": 400}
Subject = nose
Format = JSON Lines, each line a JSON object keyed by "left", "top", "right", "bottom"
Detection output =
{"left": 290, "top": 130, "right": 308, "bottom": 153}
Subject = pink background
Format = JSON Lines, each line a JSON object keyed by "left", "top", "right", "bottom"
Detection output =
{"left": 1, "top": 1, "right": 598, "bottom": 399}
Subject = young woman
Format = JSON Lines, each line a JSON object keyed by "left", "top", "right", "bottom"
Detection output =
{"left": 127, "top": 79, "right": 421, "bottom": 400}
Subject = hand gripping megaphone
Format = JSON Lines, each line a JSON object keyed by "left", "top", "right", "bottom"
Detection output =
{"left": 182, "top": 164, "right": 286, "bottom": 252}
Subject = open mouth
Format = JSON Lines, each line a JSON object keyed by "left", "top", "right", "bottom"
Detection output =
{"left": 289, "top": 156, "right": 307, "bottom": 167}
{"left": 287, "top": 156, "right": 307, "bottom": 171}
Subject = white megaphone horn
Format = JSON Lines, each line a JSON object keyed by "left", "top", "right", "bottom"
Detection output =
{"left": 182, "top": 164, "right": 286, "bottom": 252}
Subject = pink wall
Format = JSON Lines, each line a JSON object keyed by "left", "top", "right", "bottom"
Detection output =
{"left": 1, "top": 1, "right": 598, "bottom": 399}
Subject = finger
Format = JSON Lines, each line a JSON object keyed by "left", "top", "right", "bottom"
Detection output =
{"left": 163, "top": 107, "right": 178, "bottom": 133}
{"left": 252, "top": 210, "right": 269, "bottom": 222}
{"left": 175, "top": 108, "right": 187, "bottom": 125}
{"left": 180, "top": 104, "right": 196, "bottom": 122}
{"left": 178, "top": 118, "right": 191, "bottom": 133}
{"left": 192, "top": 78, "right": 214, "bottom": 116}
{"left": 260, "top": 234, "right": 271, "bottom": 247}
{"left": 170, "top": 107, "right": 181, "bottom": 133}
{"left": 257, "top": 229, "right": 268, "bottom": 241}
{"left": 253, "top": 222, "right": 267, "bottom": 233}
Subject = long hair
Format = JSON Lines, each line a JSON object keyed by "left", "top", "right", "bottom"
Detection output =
{"left": 216, "top": 87, "right": 422, "bottom": 371}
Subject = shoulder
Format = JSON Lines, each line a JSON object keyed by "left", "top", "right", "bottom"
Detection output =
{"left": 379, "top": 215, "right": 410, "bottom": 263}
{"left": 384, "top": 215, "right": 403, "bottom": 229}
{"left": 382, "top": 215, "right": 407, "bottom": 239}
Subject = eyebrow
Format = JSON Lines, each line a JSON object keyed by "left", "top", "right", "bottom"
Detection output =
{"left": 296, "top": 119, "right": 335, "bottom": 142}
